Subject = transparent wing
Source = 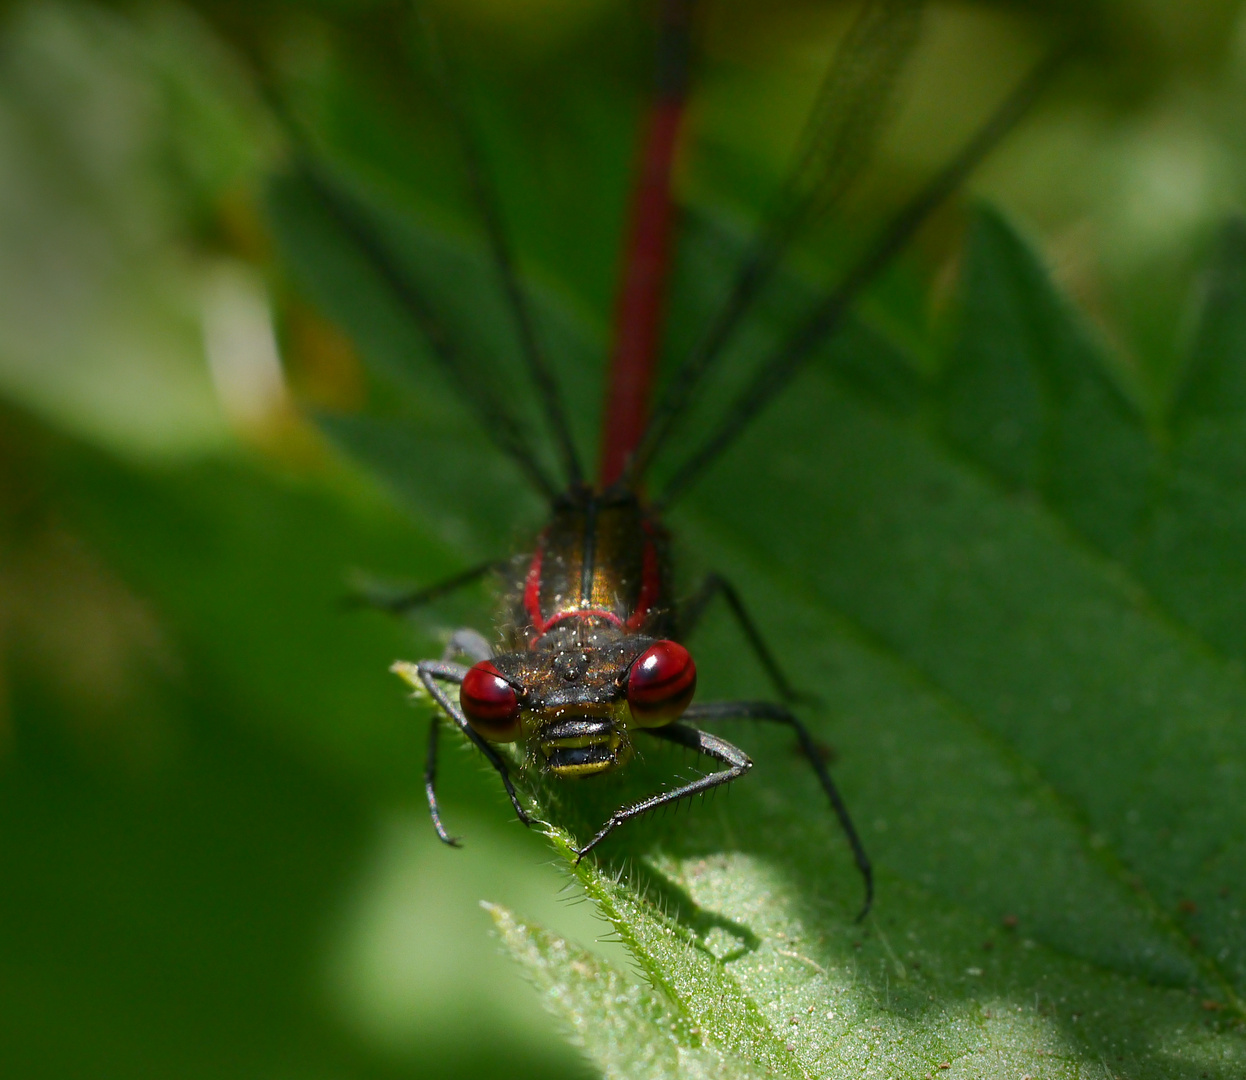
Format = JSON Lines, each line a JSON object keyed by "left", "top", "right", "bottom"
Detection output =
{"left": 251, "top": 15, "right": 566, "bottom": 501}
{"left": 415, "top": 12, "right": 585, "bottom": 490}
{"left": 775, "top": 0, "right": 925, "bottom": 248}
{"left": 652, "top": 44, "right": 1070, "bottom": 511}
{"left": 295, "top": 158, "right": 562, "bottom": 501}
{"left": 625, "top": 0, "right": 925, "bottom": 485}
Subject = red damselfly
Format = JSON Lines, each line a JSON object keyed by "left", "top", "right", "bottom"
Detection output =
{"left": 278, "top": 0, "right": 1063, "bottom": 921}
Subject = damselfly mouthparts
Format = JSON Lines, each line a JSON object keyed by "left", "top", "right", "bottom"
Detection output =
{"left": 280, "top": 0, "right": 1063, "bottom": 920}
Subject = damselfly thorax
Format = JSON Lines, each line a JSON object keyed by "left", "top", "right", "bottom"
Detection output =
{"left": 278, "top": 0, "right": 1065, "bottom": 921}
{"left": 481, "top": 489, "right": 682, "bottom": 779}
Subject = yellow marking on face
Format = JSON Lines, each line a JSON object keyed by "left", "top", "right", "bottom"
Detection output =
{"left": 548, "top": 758, "right": 617, "bottom": 778}
{"left": 545, "top": 739, "right": 635, "bottom": 778}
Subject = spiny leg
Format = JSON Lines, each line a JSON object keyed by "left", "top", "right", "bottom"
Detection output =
{"left": 347, "top": 559, "right": 502, "bottom": 616}
{"left": 424, "top": 627, "right": 491, "bottom": 846}
{"left": 680, "top": 572, "right": 816, "bottom": 705}
{"left": 685, "top": 700, "right": 872, "bottom": 920}
{"left": 573, "top": 721, "right": 751, "bottom": 863}
{"left": 424, "top": 715, "right": 459, "bottom": 846}
{"left": 401, "top": 653, "right": 532, "bottom": 847}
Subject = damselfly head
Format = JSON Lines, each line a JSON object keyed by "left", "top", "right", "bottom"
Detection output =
{"left": 522, "top": 646, "right": 635, "bottom": 778}
{"left": 458, "top": 636, "right": 698, "bottom": 777}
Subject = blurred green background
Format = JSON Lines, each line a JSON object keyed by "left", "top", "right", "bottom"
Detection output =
{"left": 3, "top": 0, "right": 1246, "bottom": 1076}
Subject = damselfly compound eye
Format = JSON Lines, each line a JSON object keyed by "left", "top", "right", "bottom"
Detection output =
{"left": 627, "top": 640, "right": 696, "bottom": 726}
{"left": 460, "top": 661, "right": 522, "bottom": 742}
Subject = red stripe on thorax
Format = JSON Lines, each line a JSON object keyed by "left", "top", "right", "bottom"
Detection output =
{"left": 524, "top": 528, "right": 662, "bottom": 642}
{"left": 523, "top": 535, "right": 549, "bottom": 633}
{"left": 526, "top": 532, "right": 631, "bottom": 641}
{"left": 540, "top": 609, "right": 625, "bottom": 635}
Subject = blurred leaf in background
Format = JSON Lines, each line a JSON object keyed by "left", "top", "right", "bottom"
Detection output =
{"left": 3, "top": 1, "right": 1246, "bottom": 1078}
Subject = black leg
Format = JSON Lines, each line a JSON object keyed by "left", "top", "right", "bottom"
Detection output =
{"left": 394, "top": 656, "right": 532, "bottom": 846}
{"left": 573, "top": 721, "right": 752, "bottom": 862}
{"left": 685, "top": 700, "right": 872, "bottom": 920}
{"left": 424, "top": 714, "right": 460, "bottom": 846}
{"left": 680, "top": 572, "right": 816, "bottom": 705}
{"left": 422, "top": 628, "right": 496, "bottom": 846}
{"left": 347, "top": 560, "right": 502, "bottom": 616}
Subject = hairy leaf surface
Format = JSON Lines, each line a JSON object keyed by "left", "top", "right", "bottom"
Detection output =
{"left": 268, "top": 163, "right": 1246, "bottom": 1077}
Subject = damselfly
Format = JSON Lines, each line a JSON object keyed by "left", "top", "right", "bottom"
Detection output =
{"left": 280, "top": 0, "right": 1062, "bottom": 920}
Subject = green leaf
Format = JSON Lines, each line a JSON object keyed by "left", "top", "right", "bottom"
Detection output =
{"left": 941, "top": 205, "right": 1160, "bottom": 556}
{"left": 1133, "top": 218, "right": 1246, "bottom": 659}
{"left": 495, "top": 828, "right": 1234, "bottom": 1079}
{"left": 485, "top": 902, "right": 762, "bottom": 1080}
{"left": 269, "top": 159, "right": 1246, "bottom": 1076}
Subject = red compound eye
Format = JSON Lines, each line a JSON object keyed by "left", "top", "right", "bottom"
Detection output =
{"left": 627, "top": 640, "right": 696, "bottom": 727}
{"left": 460, "top": 661, "right": 522, "bottom": 742}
